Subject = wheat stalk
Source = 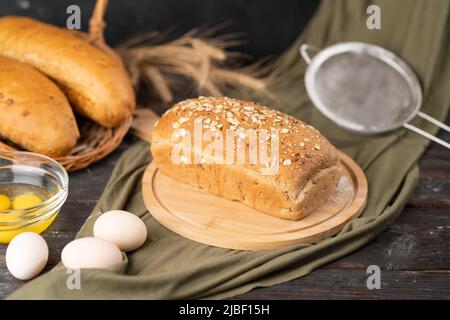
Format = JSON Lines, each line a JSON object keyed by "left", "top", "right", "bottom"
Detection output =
{"left": 117, "top": 29, "right": 271, "bottom": 106}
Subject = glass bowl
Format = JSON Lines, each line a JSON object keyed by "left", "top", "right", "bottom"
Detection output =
{"left": 0, "top": 151, "right": 68, "bottom": 243}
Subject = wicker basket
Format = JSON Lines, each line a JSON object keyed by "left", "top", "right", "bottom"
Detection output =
{"left": 0, "top": 0, "right": 133, "bottom": 172}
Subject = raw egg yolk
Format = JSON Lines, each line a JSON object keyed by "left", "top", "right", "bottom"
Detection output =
{"left": 0, "top": 194, "right": 11, "bottom": 211}
{"left": 12, "top": 194, "right": 42, "bottom": 210}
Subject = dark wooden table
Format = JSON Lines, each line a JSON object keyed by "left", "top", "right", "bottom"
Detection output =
{"left": 1, "top": 117, "right": 449, "bottom": 299}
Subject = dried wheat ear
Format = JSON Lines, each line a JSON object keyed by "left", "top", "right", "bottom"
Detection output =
{"left": 115, "top": 28, "right": 273, "bottom": 106}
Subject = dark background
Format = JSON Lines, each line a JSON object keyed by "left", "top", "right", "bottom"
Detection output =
{"left": 0, "top": 0, "right": 319, "bottom": 58}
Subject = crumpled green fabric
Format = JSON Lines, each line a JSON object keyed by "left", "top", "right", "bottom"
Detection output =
{"left": 9, "top": 0, "right": 450, "bottom": 299}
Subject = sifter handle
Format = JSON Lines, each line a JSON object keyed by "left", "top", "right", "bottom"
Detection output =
{"left": 299, "top": 44, "right": 321, "bottom": 65}
{"left": 403, "top": 111, "right": 450, "bottom": 150}
{"left": 416, "top": 111, "right": 450, "bottom": 132}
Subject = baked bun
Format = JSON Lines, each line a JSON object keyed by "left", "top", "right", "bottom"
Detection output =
{"left": 151, "top": 97, "right": 341, "bottom": 220}
{"left": 0, "top": 56, "right": 79, "bottom": 156}
{"left": 0, "top": 16, "right": 135, "bottom": 128}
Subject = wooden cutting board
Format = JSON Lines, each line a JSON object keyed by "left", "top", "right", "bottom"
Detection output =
{"left": 142, "top": 151, "right": 368, "bottom": 251}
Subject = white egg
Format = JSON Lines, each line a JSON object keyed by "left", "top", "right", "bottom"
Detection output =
{"left": 6, "top": 232, "right": 49, "bottom": 280}
{"left": 93, "top": 210, "right": 147, "bottom": 252}
{"left": 61, "top": 237, "right": 123, "bottom": 269}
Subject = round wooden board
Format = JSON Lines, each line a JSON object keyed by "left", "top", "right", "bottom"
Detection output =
{"left": 142, "top": 151, "right": 368, "bottom": 251}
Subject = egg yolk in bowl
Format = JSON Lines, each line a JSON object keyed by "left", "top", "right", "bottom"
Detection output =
{"left": 0, "top": 189, "right": 60, "bottom": 243}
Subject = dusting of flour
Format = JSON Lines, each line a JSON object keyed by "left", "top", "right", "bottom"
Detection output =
{"left": 329, "top": 175, "right": 353, "bottom": 204}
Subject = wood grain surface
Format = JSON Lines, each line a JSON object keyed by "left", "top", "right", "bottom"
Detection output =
{"left": 0, "top": 115, "right": 449, "bottom": 299}
{"left": 141, "top": 151, "right": 367, "bottom": 251}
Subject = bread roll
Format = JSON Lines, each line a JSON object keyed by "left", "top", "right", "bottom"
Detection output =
{"left": 151, "top": 97, "right": 341, "bottom": 220}
{"left": 0, "top": 56, "right": 79, "bottom": 156}
{"left": 0, "top": 16, "right": 135, "bottom": 128}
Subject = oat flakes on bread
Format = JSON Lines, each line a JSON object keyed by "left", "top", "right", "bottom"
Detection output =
{"left": 151, "top": 97, "right": 341, "bottom": 220}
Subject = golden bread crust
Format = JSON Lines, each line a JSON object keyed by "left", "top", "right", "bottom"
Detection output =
{"left": 151, "top": 97, "right": 341, "bottom": 220}
{"left": 0, "top": 16, "right": 135, "bottom": 127}
{"left": 0, "top": 56, "right": 79, "bottom": 156}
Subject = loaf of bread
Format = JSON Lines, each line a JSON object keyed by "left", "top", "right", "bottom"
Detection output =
{"left": 0, "top": 56, "right": 79, "bottom": 156}
{"left": 0, "top": 16, "right": 135, "bottom": 128}
{"left": 151, "top": 97, "right": 341, "bottom": 220}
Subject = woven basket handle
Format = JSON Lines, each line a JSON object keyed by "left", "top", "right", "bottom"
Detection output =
{"left": 87, "top": 0, "right": 121, "bottom": 59}
{"left": 88, "top": 0, "right": 108, "bottom": 46}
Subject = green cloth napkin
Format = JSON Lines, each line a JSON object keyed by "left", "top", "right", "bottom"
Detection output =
{"left": 9, "top": 0, "right": 450, "bottom": 299}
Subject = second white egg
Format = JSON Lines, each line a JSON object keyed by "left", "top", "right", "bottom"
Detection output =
{"left": 93, "top": 210, "right": 148, "bottom": 252}
{"left": 61, "top": 237, "right": 123, "bottom": 269}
